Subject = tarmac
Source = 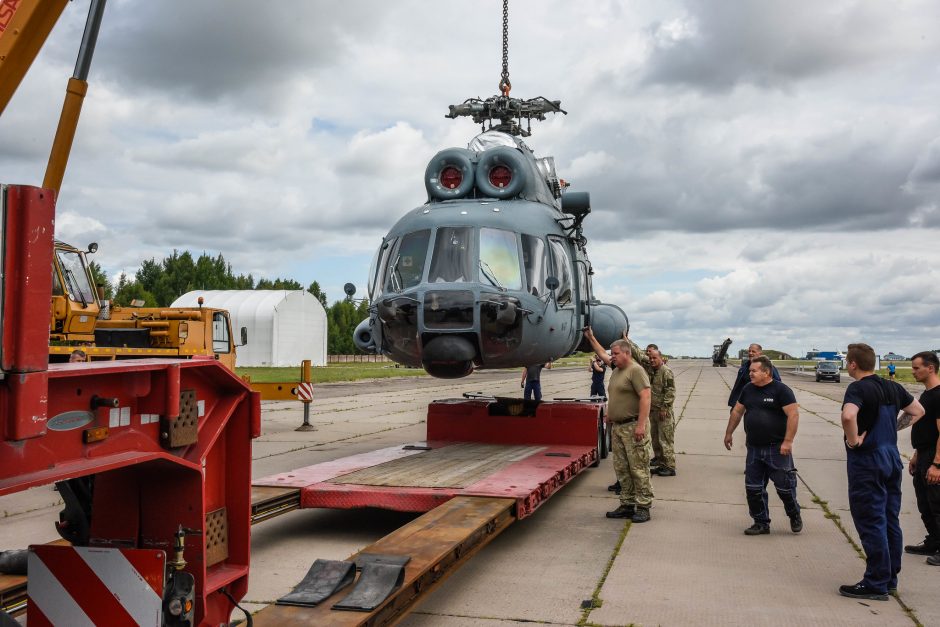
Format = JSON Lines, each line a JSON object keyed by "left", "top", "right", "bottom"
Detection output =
{"left": 2, "top": 360, "right": 938, "bottom": 626}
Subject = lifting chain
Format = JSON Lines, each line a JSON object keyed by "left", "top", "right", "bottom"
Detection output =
{"left": 498, "top": 0, "right": 511, "bottom": 96}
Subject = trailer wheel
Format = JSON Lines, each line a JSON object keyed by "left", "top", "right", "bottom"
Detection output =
{"left": 592, "top": 414, "right": 606, "bottom": 467}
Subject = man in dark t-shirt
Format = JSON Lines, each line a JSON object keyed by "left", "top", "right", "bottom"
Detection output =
{"left": 839, "top": 343, "right": 924, "bottom": 601}
{"left": 905, "top": 351, "right": 940, "bottom": 564}
{"left": 724, "top": 356, "right": 801, "bottom": 536}
{"left": 727, "top": 343, "right": 781, "bottom": 410}
{"left": 589, "top": 355, "right": 607, "bottom": 398}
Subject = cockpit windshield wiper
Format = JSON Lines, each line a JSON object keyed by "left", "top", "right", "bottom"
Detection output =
{"left": 479, "top": 260, "right": 505, "bottom": 291}
{"left": 60, "top": 261, "right": 88, "bottom": 307}
{"left": 390, "top": 255, "right": 404, "bottom": 293}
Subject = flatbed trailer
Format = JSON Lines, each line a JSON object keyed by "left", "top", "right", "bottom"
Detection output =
{"left": 2, "top": 393, "right": 606, "bottom": 624}
{"left": 247, "top": 396, "right": 606, "bottom": 624}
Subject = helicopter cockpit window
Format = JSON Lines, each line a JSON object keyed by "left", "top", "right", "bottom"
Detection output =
{"left": 385, "top": 230, "right": 430, "bottom": 292}
{"left": 55, "top": 249, "right": 96, "bottom": 305}
{"left": 369, "top": 238, "right": 395, "bottom": 299}
{"left": 521, "top": 235, "right": 549, "bottom": 297}
{"left": 478, "top": 228, "right": 522, "bottom": 291}
{"left": 547, "top": 236, "right": 573, "bottom": 306}
{"left": 429, "top": 226, "right": 473, "bottom": 283}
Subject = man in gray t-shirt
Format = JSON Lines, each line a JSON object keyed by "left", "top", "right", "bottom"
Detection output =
{"left": 521, "top": 362, "right": 551, "bottom": 401}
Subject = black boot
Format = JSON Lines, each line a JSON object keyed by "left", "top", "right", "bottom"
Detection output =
{"left": 904, "top": 537, "right": 940, "bottom": 555}
{"left": 607, "top": 480, "right": 621, "bottom": 494}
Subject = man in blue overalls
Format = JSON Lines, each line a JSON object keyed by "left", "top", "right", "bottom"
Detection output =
{"left": 840, "top": 343, "right": 924, "bottom": 600}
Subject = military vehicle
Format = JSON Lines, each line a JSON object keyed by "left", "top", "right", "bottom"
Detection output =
{"left": 348, "top": 9, "right": 628, "bottom": 378}
{"left": 713, "top": 338, "right": 732, "bottom": 367}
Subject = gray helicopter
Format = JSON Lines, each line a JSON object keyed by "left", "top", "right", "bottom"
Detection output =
{"left": 347, "top": 93, "right": 629, "bottom": 379}
{"left": 346, "top": 0, "right": 627, "bottom": 379}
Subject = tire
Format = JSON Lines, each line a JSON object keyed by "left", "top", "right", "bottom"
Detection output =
{"left": 836, "top": 376, "right": 841, "bottom": 383}
{"left": 815, "top": 376, "right": 820, "bottom": 382}
{"left": 592, "top": 415, "right": 604, "bottom": 467}
{"left": 425, "top": 148, "right": 475, "bottom": 200}
{"left": 475, "top": 147, "right": 527, "bottom": 199}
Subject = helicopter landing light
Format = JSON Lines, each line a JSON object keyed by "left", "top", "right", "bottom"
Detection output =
{"left": 460, "top": 210, "right": 468, "bottom": 215}
{"left": 493, "top": 207, "right": 500, "bottom": 212}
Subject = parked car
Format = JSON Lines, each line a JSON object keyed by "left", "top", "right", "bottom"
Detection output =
{"left": 816, "top": 361, "right": 841, "bottom": 383}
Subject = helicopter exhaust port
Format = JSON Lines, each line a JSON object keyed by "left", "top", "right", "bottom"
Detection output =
{"left": 421, "top": 334, "right": 477, "bottom": 379}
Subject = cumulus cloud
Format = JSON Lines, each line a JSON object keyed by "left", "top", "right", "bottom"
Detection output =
{"left": 2, "top": 0, "right": 938, "bottom": 357}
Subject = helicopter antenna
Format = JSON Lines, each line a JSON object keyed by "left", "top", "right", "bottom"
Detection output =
{"left": 445, "top": 0, "right": 566, "bottom": 137}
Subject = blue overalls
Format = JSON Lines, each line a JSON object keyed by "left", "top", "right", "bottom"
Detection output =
{"left": 846, "top": 391, "right": 903, "bottom": 593}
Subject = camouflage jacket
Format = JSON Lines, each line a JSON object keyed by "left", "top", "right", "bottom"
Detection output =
{"left": 648, "top": 365, "right": 676, "bottom": 410}
{"left": 628, "top": 339, "right": 654, "bottom": 378}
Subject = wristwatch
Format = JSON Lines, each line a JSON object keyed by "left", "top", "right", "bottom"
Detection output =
{"left": 932, "top": 462, "right": 940, "bottom": 469}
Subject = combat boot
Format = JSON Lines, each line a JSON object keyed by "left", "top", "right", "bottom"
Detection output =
{"left": 744, "top": 523, "right": 770, "bottom": 535}
{"left": 607, "top": 480, "right": 621, "bottom": 493}
{"left": 631, "top": 508, "right": 651, "bottom": 523}
{"left": 605, "top": 504, "right": 635, "bottom": 519}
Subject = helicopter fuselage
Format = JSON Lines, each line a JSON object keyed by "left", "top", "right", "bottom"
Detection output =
{"left": 353, "top": 132, "right": 627, "bottom": 378}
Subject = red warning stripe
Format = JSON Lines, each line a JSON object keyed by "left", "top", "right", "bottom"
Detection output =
{"left": 32, "top": 548, "right": 138, "bottom": 626}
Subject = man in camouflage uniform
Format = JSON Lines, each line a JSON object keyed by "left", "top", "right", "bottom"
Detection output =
{"left": 584, "top": 328, "right": 654, "bottom": 523}
{"left": 647, "top": 349, "right": 677, "bottom": 476}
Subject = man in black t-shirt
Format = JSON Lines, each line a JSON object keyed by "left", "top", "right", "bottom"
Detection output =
{"left": 839, "top": 343, "right": 924, "bottom": 601}
{"left": 727, "top": 343, "right": 781, "bottom": 410}
{"left": 724, "top": 356, "right": 801, "bottom": 536}
{"left": 905, "top": 351, "right": 940, "bottom": 564}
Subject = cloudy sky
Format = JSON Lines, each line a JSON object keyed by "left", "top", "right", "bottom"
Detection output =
{"left": 2, "top": 0, "right": 939, "bottom": 358}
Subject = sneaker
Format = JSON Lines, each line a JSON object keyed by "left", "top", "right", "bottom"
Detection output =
{"left": 904, "top": 538, "right": 940, "bottom": 555}
{"left": 606, "top": 505, "right": 635, "bottom": 519}
{"left": 744, "top": 523, "right": 770, "bottom": 535}
{"left": 655, "top": 467, "right": 676, "bottom": 477}
{"left": 607, "top": 481, "right": 621, "bottom": 493}
{"left": 838, "top": 583, "right": 888, "bottom": 601}
{"left": 789, "top": 513, "right": 803, "bottom": 533}
{"left": 631, "top": 508, "right": 651, "bottom": 523}
{"left": 927, "top": 554, "right": 940, "bottom": 566}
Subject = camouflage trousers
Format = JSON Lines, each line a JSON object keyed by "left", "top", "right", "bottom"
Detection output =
{"left": 611, "top": 420, "right": 654, "bottom": 508}
{"left": 650, "top": 406, "right": 676, "bottom": 470}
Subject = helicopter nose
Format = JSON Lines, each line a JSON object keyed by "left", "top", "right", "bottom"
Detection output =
{"left": 422, "top": 335, "right": 476, "bottom": 379}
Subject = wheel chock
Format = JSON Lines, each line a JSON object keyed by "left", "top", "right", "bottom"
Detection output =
{"left": 353, "top": 552, "right": 411, "bottom": 571}
{"left": 332, "top": 562, "right": 406, "bottom": 612}
{"left": 275, "top": 559, "right": 355, "bottom": 607}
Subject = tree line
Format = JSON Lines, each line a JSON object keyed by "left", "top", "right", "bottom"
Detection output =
{"left": 90, "top": 251, "right": 370, "bottom": 355}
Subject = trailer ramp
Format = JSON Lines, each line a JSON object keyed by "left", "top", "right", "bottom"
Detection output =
{"left": 252, "top": 495, "right": 514, "bottom": 626}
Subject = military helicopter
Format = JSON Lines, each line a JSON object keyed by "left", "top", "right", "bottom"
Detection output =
{"left": 348, "top": 2, "right": 628, "bottom": 379}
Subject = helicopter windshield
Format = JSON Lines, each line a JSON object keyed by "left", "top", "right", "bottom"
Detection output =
{"left": 369, "top": 238, "right": 396, "bottom": 299}
{"left": 521, "top": 234, "right": 549, "bottom": 297}
{"left": 385, "top": 230, "right": 430, "bottom": 292}
{"left": 429, "top": 227, "right": 473, "bottom": 283}
{"left": 547, "top": 236, "right": 573, "bottom": 306}
{"left": 55, "top": 249, "right": 96, "bottom": 305}
{"left": 479, "top": 228, "right": 521, "bottom": 290}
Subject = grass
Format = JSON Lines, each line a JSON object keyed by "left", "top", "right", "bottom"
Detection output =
{"left": 237, "top": 362, "right": 429, "bottom": 384}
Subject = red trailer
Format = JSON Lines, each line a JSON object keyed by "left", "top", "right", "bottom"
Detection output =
{"left": 0, "top": 185, "right": 261, "bottom": 626}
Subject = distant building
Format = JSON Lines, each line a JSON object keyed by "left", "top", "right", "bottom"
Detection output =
{"left": 882, "top": 352, "right": 906, "bottom": 361}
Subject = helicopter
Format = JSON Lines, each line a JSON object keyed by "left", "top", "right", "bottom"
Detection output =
{"left": 347, "top": 5, "right": 628, "bottom": 379}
